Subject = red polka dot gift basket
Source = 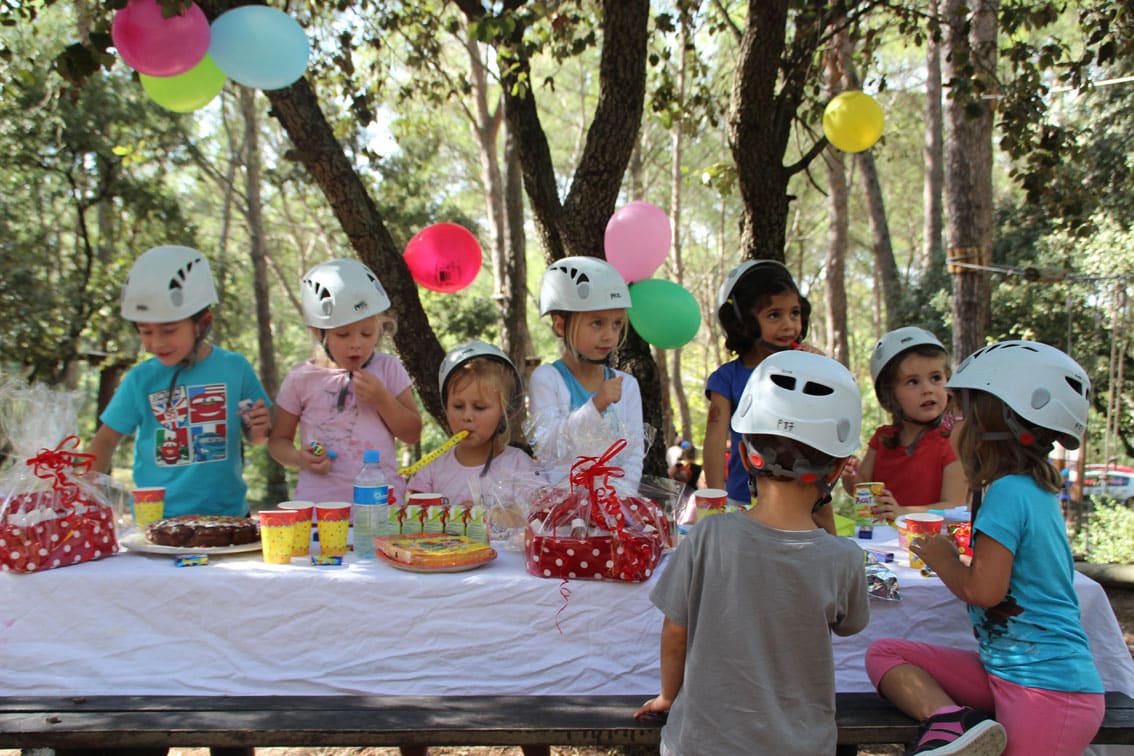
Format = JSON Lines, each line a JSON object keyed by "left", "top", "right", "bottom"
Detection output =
{"left": 524, "top": 439, "right": 666, "bottom": 583}
{"left": 0, "top": 379, "right": 120, "bottom": 574}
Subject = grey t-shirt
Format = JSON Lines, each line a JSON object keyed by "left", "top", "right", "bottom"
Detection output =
{"left": 650, "top": 511, "right": 869, "bottom": 755}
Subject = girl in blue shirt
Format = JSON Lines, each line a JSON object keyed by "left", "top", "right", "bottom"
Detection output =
{"left": 702, "top": 260, "right": 835, "bottom": 533}
{"left": 865, "top": 341, "right": 1104, "bottom": 756}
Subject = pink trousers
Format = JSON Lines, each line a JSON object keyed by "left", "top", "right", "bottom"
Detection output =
{"left": 866, "top": 639, "right": 1104, "bottom": 756}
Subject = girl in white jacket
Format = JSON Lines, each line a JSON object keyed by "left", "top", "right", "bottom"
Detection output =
{"left": 527, "top": 256, "right": 644, "bottom": 492}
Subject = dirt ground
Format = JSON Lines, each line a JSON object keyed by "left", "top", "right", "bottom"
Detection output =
{"left": 6, "top": 586, "right": 1131, "bottom": 756}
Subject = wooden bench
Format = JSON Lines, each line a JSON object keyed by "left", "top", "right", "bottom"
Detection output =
{"left": 1, "top": 692, "right": 1131, "bottom": 752}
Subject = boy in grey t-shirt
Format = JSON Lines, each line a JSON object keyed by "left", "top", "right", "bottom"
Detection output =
{"left": 636, "top": 350, "right": 870, "bottom": 755}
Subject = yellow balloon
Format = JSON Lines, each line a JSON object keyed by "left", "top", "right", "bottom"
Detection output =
{"left": 823, "top": 90, "right": 884, "bottom": 153}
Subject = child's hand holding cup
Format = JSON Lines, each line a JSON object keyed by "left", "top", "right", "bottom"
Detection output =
{"left": 905, "top": 512, "right": 945, "bottom": 571}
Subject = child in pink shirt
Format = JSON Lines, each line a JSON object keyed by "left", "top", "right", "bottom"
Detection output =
{"left": 408, "top": 340, "right": 536, "bottom": 524}
{"left": 269, "top": 259, "right": 422, "bottom": 503}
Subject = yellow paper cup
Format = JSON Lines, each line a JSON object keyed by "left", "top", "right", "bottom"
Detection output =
{"left": 258, "top": 509, "right": 298, "bottom": 564}
{"left": 315, "top": 502, "right": 351, "bottom": 557}
{"left": 131, "top": 487, "right": 165, "bottom": 530}
{"left": 906, "top": 512, "right": 944, "bottom": 571}
{"left": 278, "top": 500, "right": 315, "bottom": 557}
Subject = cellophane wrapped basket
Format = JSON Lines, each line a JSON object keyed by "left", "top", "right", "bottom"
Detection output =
{"left": 524, "top": 440, "right": 665, "bottom": 582}
{"left": 0, "top": 378, "right": 119, "bottom": 573}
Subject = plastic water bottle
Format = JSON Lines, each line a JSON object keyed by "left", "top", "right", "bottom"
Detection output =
{"left": 352, "top": 449, "right": 389, "bottom": 559}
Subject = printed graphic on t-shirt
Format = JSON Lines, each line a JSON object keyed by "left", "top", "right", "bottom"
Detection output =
{"left": 149, "top": 383, "right": 229, "bottom": 466}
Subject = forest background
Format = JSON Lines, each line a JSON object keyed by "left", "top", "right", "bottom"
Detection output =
{"left": 1, "top": 0, "right": 1133, "bottom": 522}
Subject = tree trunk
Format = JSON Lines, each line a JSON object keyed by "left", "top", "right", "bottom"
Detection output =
{"left": 823, "top": 38, "right": 851, "bottom": 367}
{"left": 239, "top": 87, "right": 287, "bottom": 504}
{"left": 253, "top": 74, "right": 446, "bottom": 423}
{"left": 728, "top": 1, "right": 832, "bottom": 261}
{"left": 857, "top": 150, "right": 901, "bottom": 330}
{"left": 923, "top": 0, "right": 945, "bottom": 278}
{"left": 944, "top": 0, "right": 996, "bottom": 361}
{"left": 668, "top": 8, "right": 694, "bottom": 447}
{"left": 654, "top": 345, "right": 673, "bottom": 444}
{"left": 465, "top": 31, "right": 534, "bottom": 443}
{"left": 483, "top": 0, "right": 664, "bottom": 475}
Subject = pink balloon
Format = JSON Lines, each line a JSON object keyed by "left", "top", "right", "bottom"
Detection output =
{"left": 404, "top": 223, "right": 483, "bottom": 293}
{"left": 603, "top": 201, "right": 671, "bottom": 283}
{"left": 112, "top": 0, "right": 210, "bottom": 77}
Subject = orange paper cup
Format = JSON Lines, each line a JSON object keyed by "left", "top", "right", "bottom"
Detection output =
{"left": 258, "top": 509, "right": 299, "bottom": 565}
{"left": 905, "top": 513, "right": 944, "bottom": 570}
{"left": 693, "top": 488, "right": 728, "bottom": 520}
{"left": 315, "top": 502, "right": 351, "bottom": 557}
{"left": 278, "top": 500, "right": 315, "bottom": 557}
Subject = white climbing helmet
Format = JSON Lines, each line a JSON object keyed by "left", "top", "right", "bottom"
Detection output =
{"left": 869, "top": 326, "right": 946, "bottom": 383}
{"left": 947, "top": 340, "right": 1091, "bottom": 450}
{"left": 715, "top": 259, "right": 791, "bottom": 313}
{"left": 539, "top": 256, "right": 630, "bottom": 316}
{"left": 732, "top": 350, "right": 862, "bottom": 459}
{"left": 438, "top": 340, "right": 524, "bottom": 415}
{"left": 301, "top": 259, "right": 390, "bottom": 329}
{"left": 120, "top": 245, "right": 219, "bottom": 323}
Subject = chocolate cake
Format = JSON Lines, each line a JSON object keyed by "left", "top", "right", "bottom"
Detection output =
{"left": 146, "top": 515, "right": 259, "bottom": 548}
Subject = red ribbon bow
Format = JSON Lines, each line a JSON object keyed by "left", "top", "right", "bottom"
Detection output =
{"left": 569, "top": 439, "right": 627, "bottom": 529}
{"left": 26, "top": 436, "right": 95, "bottom": 503}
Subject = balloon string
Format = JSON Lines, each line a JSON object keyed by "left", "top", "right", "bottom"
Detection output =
{"left": 397, "top": 431, "right": 469, "bottom": 479}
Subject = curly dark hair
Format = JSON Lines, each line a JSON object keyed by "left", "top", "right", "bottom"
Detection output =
{"left": 718, "top": 266, "right": 808, "bottom": 355}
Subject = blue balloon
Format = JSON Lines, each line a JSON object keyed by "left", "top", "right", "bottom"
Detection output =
{"left": 208, "top": 6, "right": 309, "bottom": 91}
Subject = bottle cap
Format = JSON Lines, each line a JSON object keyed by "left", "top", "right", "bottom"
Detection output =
{"left": 363, "top": 449, "right": 380, "bottom": 464}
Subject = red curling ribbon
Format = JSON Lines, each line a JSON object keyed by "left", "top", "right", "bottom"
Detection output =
{"left": 554, "top": 578, "right": 572, "bottom": 634}
{"left": 26, "top": 436, "right": 95, "bottom": 504}
{"left": 569, "top": 438, "right": 627, "bottom": 529}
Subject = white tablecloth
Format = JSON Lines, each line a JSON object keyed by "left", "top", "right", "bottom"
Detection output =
{"left": 2, "top": 526, "right": 1131, "bottom": 702}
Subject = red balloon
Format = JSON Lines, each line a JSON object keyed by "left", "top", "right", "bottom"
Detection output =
{"left": 112, "top": 0, "right": 210, "bottom": 77}
{"left": 403, "top": 223, "right": 482, "bottom": 293}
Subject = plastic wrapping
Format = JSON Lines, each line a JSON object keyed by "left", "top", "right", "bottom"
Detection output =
{"left": 524, "top": 439, "right": 665, "bottom": 582}
{"left": 523, "top": 395, "right": 656, "bottom": 494}
{"left": 480, "top": 472, "right": 547, "bottom": 552}
{"left": 864, "top": 551, "right": 901, "bottom": 601}
{"left": 0, "top": 378, "right": 120, "bottom": 573}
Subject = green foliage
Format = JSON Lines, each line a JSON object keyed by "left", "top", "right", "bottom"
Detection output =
{"left": 0, "top": 10, "right": 199, "bottom": 383}
{"left": 1072, "top": 498, "right": 1134, "bottom": 565}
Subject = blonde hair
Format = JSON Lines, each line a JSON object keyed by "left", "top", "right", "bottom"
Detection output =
{"left": 953, "top": 390, "right": 1062, "bottom": 493}
{"left": 445, "top": 356, "right": 517, "bottom": 446}
{"left": 551, "top": 310, "right": 629, "bottom": 357}
{"left": 308, "top": 313, "right": 396, "bottom": 368}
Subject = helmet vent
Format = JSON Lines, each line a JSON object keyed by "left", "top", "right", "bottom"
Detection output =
{"left": 168, "top": 279, "right": 184, "bottom": 307}
{"left": 770, "top": 374, "right": 796, "bottom": 391}
{"left": 803, "top": 381, "right": 834, "bottom": 397}
{"left": 1066, "top": 376, "right": 1088, "bottom": 400}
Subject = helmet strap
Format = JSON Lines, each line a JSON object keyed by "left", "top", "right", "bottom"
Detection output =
{"left": 756, "top": 337, "right": 793, "bottom": 354}
{"left": 165, "top": 311, "right": 212, "bottom": 408}
{"left": 335, "top": 353, "right": 375, "bottom": 412}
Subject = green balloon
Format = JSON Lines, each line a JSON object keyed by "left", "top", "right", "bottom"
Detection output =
{"left": 628, "top": 279, "right": 701, "bottom": 349}
{"left": 140, "top": 54, "right": 225, "bottom": 113}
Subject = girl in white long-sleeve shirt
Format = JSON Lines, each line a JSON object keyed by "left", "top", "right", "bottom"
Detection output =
{"left": 527, "top": 256, "right": 643, "bottom": 492}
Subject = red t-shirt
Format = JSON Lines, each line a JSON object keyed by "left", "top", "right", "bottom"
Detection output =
{"left": 867, "top": 425, "right": 957, "bottom": 508}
